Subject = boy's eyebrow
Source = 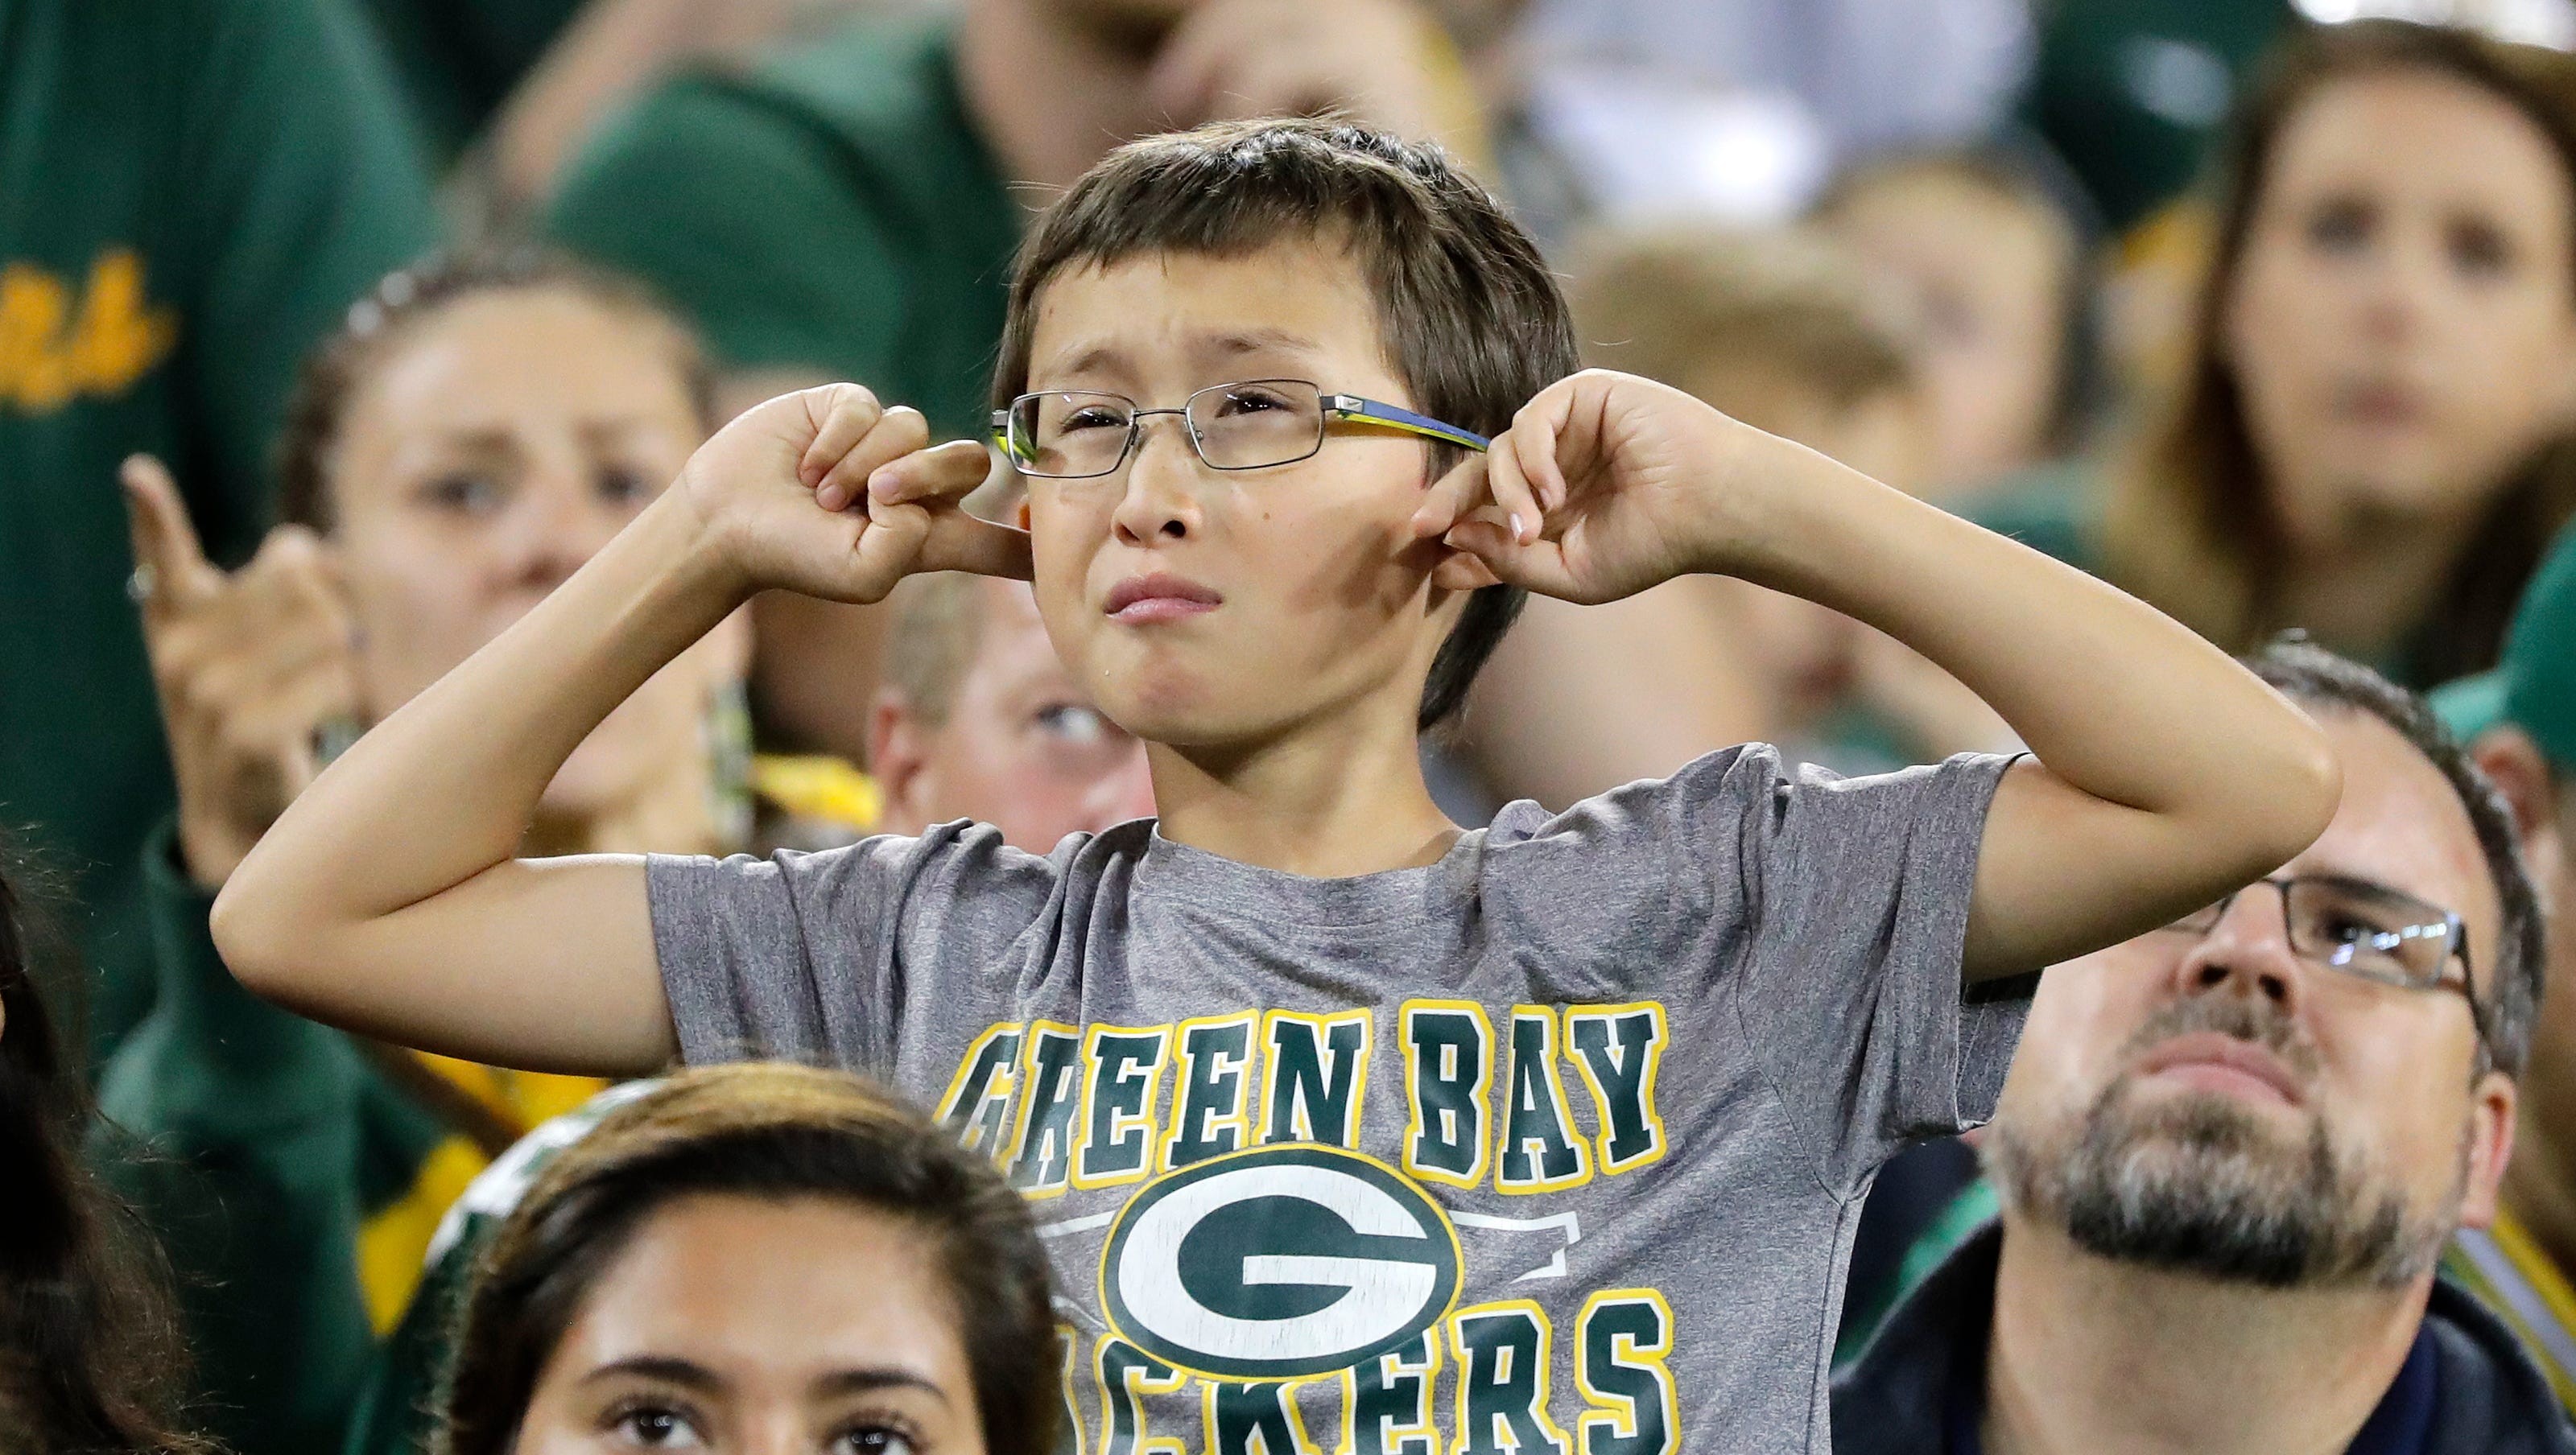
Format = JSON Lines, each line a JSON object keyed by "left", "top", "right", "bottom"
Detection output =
{"left": 1205, "top": 327, "right": 1322, "bottom": 359}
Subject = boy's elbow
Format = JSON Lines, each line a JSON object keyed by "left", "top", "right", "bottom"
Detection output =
{"left": 209, "top": 872, "right": 302, "bottom": 1003}
{"left": 2240, "top": 711, "right": 2344, "bottom": 870}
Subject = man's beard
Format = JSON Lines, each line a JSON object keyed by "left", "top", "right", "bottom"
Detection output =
{"left": 1988, "top": 997, "right": 2458, "bottom": 1289}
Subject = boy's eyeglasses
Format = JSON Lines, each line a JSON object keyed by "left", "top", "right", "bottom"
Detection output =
{"left": 992, "top": 379, "right": 1488, "bottom": 479}
{"left": 2146, "top": 874, "right": 2486, "bottom": 1045}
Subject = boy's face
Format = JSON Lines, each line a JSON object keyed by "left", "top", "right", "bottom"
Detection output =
{"left": 1018, "top": 243, "right": 1468, "bottom": 748}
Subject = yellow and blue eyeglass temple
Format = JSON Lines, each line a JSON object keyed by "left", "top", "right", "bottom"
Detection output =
{"left": 1322, "top": 394, "right": 1491, "bottom": 451}
{"left": 989, "top": 391, "right": 1489, "bottom": 462}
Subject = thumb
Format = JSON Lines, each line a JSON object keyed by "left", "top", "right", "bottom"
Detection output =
{"left": 121, "top": 454, "right": 219, "bottom": 615}
{"left": 922, "top": 516, "right": 1036, "bottom": 581}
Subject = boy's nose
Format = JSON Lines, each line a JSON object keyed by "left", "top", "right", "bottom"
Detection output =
{"left": 1111, "top": 420, "right": 1203, "bottom": 545}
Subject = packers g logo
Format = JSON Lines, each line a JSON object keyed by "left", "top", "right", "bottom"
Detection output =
{"left": 1099, "top": 1144, "right": 1463, "bottom": 1380}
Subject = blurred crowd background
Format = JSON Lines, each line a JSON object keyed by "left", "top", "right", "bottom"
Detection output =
{"left": 14, "top": 0, "right": 2576, "bottom": 1450}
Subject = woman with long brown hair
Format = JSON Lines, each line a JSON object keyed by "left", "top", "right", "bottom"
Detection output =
{"left": 1978, "top": 19, "right": 2576, "bottom": 686}
{"left": 431, "top": 1064, "right": 1058, "bottom": 1455}
{"left": 0, "top": 852, "right": 209, "bottom": 1454}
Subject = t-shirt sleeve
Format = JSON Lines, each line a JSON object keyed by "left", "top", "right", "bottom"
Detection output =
{"left": 173, "top": 0, "right": 440, "bottom": 558}
{"left": 646, "top": 822, "right": 1057, "bottom": 1074}
{"left": 543, "top": 76, "right": 906, "bottom": 385}
{"left": 1723, "top": 749, "right": 2028, "bottom": 1196}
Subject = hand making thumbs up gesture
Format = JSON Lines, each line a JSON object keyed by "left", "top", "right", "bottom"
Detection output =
{"left": 124, "top": 454, "right": 363, "bottom": 887}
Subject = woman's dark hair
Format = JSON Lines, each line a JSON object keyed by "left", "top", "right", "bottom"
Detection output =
{"left": 994, "top": 117, "right": 1583, "bottom": 732}
{"left": 275, "top": 247, "right": 716, "bottom": 533}
{"left": 2108, "top": 19, "right": 2576, "bottom": 683}
{"left": 434, "top": 1065, "right": 1059, "bottom": 1455}
{"left": 0, "top": 852, "right": 207, "bottom": 1453}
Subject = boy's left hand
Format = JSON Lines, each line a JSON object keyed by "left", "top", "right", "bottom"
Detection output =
{"left": 1410, "top": 369, "right": 1762, "bottom": 604}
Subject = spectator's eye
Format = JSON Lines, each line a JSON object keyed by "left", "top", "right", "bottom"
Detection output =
{"left": 419, "top": 472, "right": 506, "bottom": 517}
{"left": 597, "top": 464, "right": 655, "bottom": 509}
{"left": 835, "top": 1424, "right": 919, "bottom": 1455}
{"left": 605, "top": 1403, "right": 707, "bottom": 1449}
{"left": 1035, "top": 703, "right": 1115, "bottom": 746}
{"left": 1063, "top": 405, "right": 1128, "bottom": 432}
{"left": 2448, "top": 216, "right": 2513, "bottom": 279}
{"left": 2305, "top": 196, "right": 2374, "bottom": 255}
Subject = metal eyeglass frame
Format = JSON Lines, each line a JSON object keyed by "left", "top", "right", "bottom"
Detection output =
{"left": 2166, "top": 874, "right": 2489, "bottom": 1054}
{"left": 990, "top": 378, "right": 1490, "bottom": 479}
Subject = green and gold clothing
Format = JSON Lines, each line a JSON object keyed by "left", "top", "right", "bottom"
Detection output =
{"left": 0, "top": 0, "right": 436, "bottom": 1059}
{"left": 93, "top": 824, "right": 600, "bottom": 1455}
{"left": 542, "top": 13, "right": 1018, "bottom": 441}
{"left": 99, "top": 760, "right": 874, "bottom": 1455}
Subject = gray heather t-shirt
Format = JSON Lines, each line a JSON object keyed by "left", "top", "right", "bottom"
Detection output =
{"left": 649, "top": 744, "right": 2029, "bottom": 1454}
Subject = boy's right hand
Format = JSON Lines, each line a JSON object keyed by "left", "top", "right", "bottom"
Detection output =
{"left": 1411, "top": 369, "right": 1760, "bottom": 606}
{"left": 677, "top": 383, "right": 1031, "bottom": 603}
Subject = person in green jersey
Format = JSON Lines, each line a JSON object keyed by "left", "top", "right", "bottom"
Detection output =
{"left": 0, "top": 0, "right": 438, "bottom": 1064}
{"left": 541, "top": 0, "right": 1491, "bottom": 768}
{"left": 2021, "top": 0, "right": 2297, "bottom": 237}
{"left": 100, "top": 248, "right": 1158, "bottom": 1455}
{"left": 95, "top": 251, "right": 743, "bottom": 1455}
{"left": 1967, "top": 21, "right": 2576, "bottom": 691}
{"left": 2434, "top": 521, "right": 2576, "bottom": 1412}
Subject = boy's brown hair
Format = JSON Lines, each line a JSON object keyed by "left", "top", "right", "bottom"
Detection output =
{"left": 1567, "top": 224, "right": 1914, "bottom": 415}
{"left": 992, "top": 118, "right": 1580, "bottom": 731}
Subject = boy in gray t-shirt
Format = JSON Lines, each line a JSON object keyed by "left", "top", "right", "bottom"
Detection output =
{"left": 215, "top": 121, "right": 2342, "bottom": 1452}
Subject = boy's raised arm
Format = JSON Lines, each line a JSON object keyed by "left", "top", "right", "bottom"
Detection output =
{"left": 1418, "top": 369, "right": 2341, "bottom": 983}
{"left": 212, "top": 386, "right": 1026, "bottom": 1074}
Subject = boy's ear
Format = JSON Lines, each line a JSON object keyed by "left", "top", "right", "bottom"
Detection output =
{"left": 1431, "top": 546, "right": 1502, "bottom": 591}
{"left": 1014, "top": 497, "right": 1031, "bottom": 531}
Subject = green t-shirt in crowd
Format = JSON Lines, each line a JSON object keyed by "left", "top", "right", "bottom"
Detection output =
{"left": 2021, "top": 0, "right": 2298, "bottom": 233}
{"left": 342, "top": 0, "right": 585, "bottom": 162}
{"left": 97, "top": 820, "right": 609, "bottom": 1455}
{"left": 0, "top": 0, "right": 438, "bottom": 1060}
{"left": 93, "top": 823, "right": 449, "bottom": 1455}
{"left": 542, "top": 13, "right": 1020, "bottom": 441}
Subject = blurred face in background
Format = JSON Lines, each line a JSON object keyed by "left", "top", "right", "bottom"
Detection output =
{"left": 2223, "top": 68, "right": 2576, "bottom": 554}
{"left": 1821, "top": 168, "right": 2075, "bottom": 496}
{"left": 513, "top": 1194, "right": 985, "bottom": 1455}
{"left": 1988, "top": 710, "right": 2513, "bottom": 1288}
{"left": 871, "top": 579, "right": 1157, "bottom": 851}
{"left": 327, "top": 287, "right": 742, "bottom": 826}
{"left": 1683, "top": 363, "right": 1931, "bottom": 725}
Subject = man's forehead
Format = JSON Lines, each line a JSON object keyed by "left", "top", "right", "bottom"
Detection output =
{"left": 2289, "top": 711, "right": 2498, "bottom": 936}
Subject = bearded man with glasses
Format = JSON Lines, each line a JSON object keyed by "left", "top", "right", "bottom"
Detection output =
{"left": 1835, "top": 642, "right": 2572, "bottom": 1455}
